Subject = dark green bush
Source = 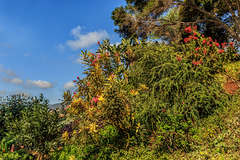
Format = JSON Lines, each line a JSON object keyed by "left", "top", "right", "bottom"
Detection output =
{"left": 0, "top": 94, "right": 49, "bottom": 140}
{"left": 8, "top": 94, "right": 63, "bottom": 159}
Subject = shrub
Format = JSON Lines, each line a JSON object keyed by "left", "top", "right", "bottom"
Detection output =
{"left": 9, "top": 94, "right": 63, "bottom": 159}
{"left": 63, "top": 39, "right": 141, "bottom": 151}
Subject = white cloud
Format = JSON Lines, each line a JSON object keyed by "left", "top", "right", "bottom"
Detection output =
{"left": 10, "top": 78, "right": 24, "bottom": 84}
{"left": 0, "top": 64, "right": 17, "bottom": 76}
{"left": 57, "top": 44, "right": 66, "bottom": 52}
{"left": 3, "top": 78, "right": 24, "bottom": 84}
{"left": 27, "top": 80, "right": 53, "bottom": 89}
{"left": 0, "top": 90, "right": 6, "bottom": 95}
{"left": 67, "top": 26, "right": 109, "bottom": 50}
{"left": 110, "top": 42, "right": 121, "bottom": 47}
{"left": 63, "top": 81, "right": 75, "bottom": 90}
{"left": 75, "top": 57, "right": 84, "bottom": 64}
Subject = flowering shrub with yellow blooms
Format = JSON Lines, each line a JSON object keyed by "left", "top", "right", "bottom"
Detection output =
{"left": 63, "top": 39, "right": 145, "bottom": 148}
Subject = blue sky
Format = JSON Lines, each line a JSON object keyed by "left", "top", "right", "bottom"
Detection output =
{"left": 0, "top": 0, "right": 126, "bottom": 104}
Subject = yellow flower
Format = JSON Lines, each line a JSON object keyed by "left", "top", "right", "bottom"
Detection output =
{"left": 89, "top": 123, "right": 98, "bottom": 133}
{"left": 139, "top": 84, "right": 149, "bottom": 91}
{"left": 69, "top": 155, "right": 77, "bottom": 160}
{"left": 62, "top": 131, "right": 69, "bottom": 141}
{"left": 130, "top": 89, "right": 139, "bottom": 96}
{"left": 136, "top": 123, "right": 140, "bottom": 133}
{"left": 98, "top": 94, "right": 105, "bottom": 102}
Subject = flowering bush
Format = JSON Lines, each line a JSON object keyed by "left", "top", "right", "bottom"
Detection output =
{"left": 64, "top": 39, "right": 142, "bottom": 150}
{"left": 181, "top": 26, "right": 238, "bottom": 74}
{"left": 62, "top": 26, "right": 239, "bottom": 156}
{"left": 121, "top": 26, "right": 239, "bottom": 152}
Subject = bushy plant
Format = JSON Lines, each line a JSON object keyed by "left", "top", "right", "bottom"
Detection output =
{"left": 62, "top": 39, "right": 143, "bottom": 152}
{"left": 122, "top": 26, "right": 238, "bottom": 153}
{"left": 8, "top": 94, "right": 63, "bottom": 159}
{"left": 61, "top": 26, "right": 239, "bottom": 158}
{"left": 0, "top": 94, "right": 49, "bottom": 140}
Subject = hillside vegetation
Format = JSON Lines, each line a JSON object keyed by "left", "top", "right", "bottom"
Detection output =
{"left": 1, "top": 26, "right": 240, "bottom": 159}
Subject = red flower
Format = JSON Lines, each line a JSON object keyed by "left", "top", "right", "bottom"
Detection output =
{"left": 202, "top": 39, "right": 207, "bottom": 44}
{"left": 229, "top": 42, "right": 234, "bottom": 47}
{"left": 192, "top": 61, "right": 197, "bottom": 66}
{"left": 184, "top": 37, "right": 190, "bottom": 43}
{"left": 73, "top": 92, "right": 76, "bottom": 95}
{"left": 73, "top": 80, "right": 76, "bottom": 83}
{"left": 203, "top": 50, "right": 207, "bottom": 54}
{"left": 215, "top": 42, "right": 220, "bottom": 47}
{"left": 115, "top": 53, "right": 118, "bottom": 56}
{"left": 193, "top": 36, "right": 198, "bottom": 40}
{"left": 77, "top": 76, "right": 79, "bottom": 79}
{"left": 202, "top": 35, "right": 204, "bottom": 38}
{"left": 98, "top": 41, "right": 100, "bottom": 45}
{"left": 93, "top": 97, "right": 99, "bottom": 103}
{"left": 218, "top": 49, "right": 225, "bottom": 54}
{"left": 87, "top": 82, "right": 90, "bottom": 86}
{"left": 182, "top": 102, "right": 185, "bottom": 104}
{"left": 221, "top": 42, "right": 227, "bottom": 48}
{"left": 184, "top": 26, "right": 192, "bottom": 33}
{"left": 163, "top": 109, "right": 165, "bottom": 112}
{"left": 97, "top": 54, "right": 101, "bottom": 59}
{"left": 106, "top": 53, "right": 109, "bottom": 56}
{"left": 92, "top": 58, "right": 98, "bottom": 63}
{"left": 195, "top": 47, "right": 200, "bottom": 51}
{"left": 193, "top": 26, "right": 197, "bottom": 31}
{"left": 208, "top": 37, "right": 213, "bottom": 42}
{"left": 177, "top": 57, "right": 181, "bottom": 61}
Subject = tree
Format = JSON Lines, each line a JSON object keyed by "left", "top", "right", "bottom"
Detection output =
{"left": 112, "top": 0, "right": 240, "bottom": 44}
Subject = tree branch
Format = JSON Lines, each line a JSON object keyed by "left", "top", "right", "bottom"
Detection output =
{"left": 223, "top": 0, "right": 240, "bottom": 33}
{"left": 235, "top": 0, "right": 240, "bottom": 20}
{"left": 174, "top": 1, "right": 240, "bottom": 42}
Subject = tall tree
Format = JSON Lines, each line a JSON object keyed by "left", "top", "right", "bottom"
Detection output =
{"left": 112, "top": 0, "right": 240, "bottom": 44}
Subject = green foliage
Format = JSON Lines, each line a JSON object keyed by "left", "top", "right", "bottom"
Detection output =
{"left": 0, "top": 134, "right": 35, "bottom": 160}
{"left": 133, "top": 27, "right": 237, "bottom": 131}
{"left": 0, "top": 149, "right": 35, "bottom": 160}
{"left": 110, "top": 144, "right": 161, "bottom": 160}
{"left": 51, "top": 144, "right": 83, "bottom": 160}
{"left": 0, "top": 94, "right": 49, "bottom": 140}
{"left": 8, "top": 95, "right": 63, "bottom": 158}
{"left": 61, "top": 90, "right": 73, "bottom": 107}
